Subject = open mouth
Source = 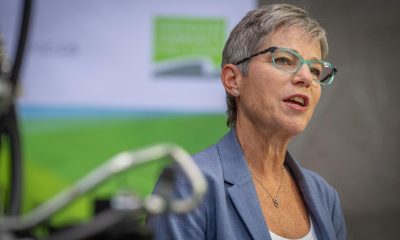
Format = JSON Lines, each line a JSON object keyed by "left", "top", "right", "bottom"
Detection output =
{"left": 283, "top": 95, "right": 309, "bottom": 107}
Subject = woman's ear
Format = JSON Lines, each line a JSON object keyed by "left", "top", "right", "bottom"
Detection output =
{"left": 221, "top": 64, "right": 242, "bottom": 97}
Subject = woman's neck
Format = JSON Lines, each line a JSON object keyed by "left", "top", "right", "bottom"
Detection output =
{"left": 235, "top": 118, "right": 290, "bottom": 180}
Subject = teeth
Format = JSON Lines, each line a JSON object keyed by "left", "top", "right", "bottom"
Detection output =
{"left": 290, "top": 96, "right": 304, "bottom": 106}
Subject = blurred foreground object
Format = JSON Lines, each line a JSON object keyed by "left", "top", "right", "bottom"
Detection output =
{"left": 0, "top": 143, "right": 207, "bottom": 239}
{"left": 0, "top": 0, "right": 32, "bottom": 217}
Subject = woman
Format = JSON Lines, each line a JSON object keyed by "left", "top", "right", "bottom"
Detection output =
{"left": 147, "top": 4, "right": 346, "bottom": 240}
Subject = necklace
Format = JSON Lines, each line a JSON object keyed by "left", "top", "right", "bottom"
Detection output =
{"left": 251, "top": 167, "right": 285, "bottom": 208}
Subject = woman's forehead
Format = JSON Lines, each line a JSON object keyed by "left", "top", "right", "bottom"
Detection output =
{"left": 261, "top": 26, "right": 322, "bottom": 59}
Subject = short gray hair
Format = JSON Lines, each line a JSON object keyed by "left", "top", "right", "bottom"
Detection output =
{"left": 222, "top": 4, "right": 329, "bottom": 128}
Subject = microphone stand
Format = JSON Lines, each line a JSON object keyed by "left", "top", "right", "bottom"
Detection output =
{"left": 0, "top": 143, "right": 207, "bottom": 239}
{"left": 0, "top": 0, "right": 32, "bottom": 217}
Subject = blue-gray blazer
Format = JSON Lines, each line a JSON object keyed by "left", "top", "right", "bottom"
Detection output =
{"left": 147, "top": 129, "right": 347, "bottom": 240}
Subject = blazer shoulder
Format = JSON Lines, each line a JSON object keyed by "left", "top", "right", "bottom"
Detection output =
{"left": 192, "top": 144, "right": 222, "bottom": 176}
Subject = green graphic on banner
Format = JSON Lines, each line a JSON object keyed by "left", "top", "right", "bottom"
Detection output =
{"left": 153, "top": 17, "right": 226, "bottom": 77}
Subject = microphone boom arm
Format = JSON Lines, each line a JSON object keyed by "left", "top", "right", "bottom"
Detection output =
{"left": 0, "top": 143, "right": 207, "bottom": 232}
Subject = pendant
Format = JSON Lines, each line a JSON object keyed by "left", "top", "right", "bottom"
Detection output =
{"left": 272, "top": 197, "right": 279, "bottom": 208}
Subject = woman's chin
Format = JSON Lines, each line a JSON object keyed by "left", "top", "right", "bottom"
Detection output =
{"left": 281, "top": 121, "right": 309, "bottom": 137}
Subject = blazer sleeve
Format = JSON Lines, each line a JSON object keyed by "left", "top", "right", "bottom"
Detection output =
{"left": 146, "top": 167, "right": 208, "bottom": 240}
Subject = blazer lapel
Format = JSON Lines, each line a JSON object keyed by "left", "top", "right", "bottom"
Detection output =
{"left": 285, "top": 152, "right": 337, "bottom": 240}
{"left": 217, "top": 130, "right": 271, "bottom": 240}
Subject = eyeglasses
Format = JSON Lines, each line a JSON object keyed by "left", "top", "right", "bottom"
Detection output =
{"left": 234, "top": 47, "right": 337, "bottom": 85}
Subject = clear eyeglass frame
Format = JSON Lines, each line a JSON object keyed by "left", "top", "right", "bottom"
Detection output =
{"left": 234, "top": 46, "right": 337, "bottom": 86}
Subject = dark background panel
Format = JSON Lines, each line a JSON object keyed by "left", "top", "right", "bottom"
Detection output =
{"left": 259, "top": 0, "right": 400, "bottom": 239}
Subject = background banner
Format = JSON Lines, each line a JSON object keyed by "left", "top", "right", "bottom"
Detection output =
{"left": 0, "top": 0, "right": 256, "bottom": 225}
{"left": 1, "top": 0, "right": 256, "bottom": 113}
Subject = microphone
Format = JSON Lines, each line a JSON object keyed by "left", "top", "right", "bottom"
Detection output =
{"left": 0, "top": 143, "right": 208, "bottom": 232}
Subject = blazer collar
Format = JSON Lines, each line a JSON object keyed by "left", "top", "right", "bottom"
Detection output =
{"left": 217, "top": 129, "right": 271, "bottom": 240}
{"left": 216, "top": 129, "right": 336, "bottom": 240}
{"left": 285, "top": 152, "right": 337, "bottom": 239}
{"left": 217, "top": 129, "right": 249, "bottom": 184}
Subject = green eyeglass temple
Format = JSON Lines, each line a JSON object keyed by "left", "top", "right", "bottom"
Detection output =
{"left": 234, "top": 46, "right": 337, "bottom": 85}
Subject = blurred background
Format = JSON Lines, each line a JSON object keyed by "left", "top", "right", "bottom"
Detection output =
{"left": 269, "top": 0, "right": 400, "bottom": 239}
{"left": 1, "top": 0, "right": 399, "bottom": 239}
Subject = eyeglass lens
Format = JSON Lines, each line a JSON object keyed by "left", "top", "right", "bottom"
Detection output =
{"left": 272, "top": 49, "right": 333, "bottom": 83}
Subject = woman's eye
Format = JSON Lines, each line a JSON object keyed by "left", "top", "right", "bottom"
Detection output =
{"left": 274, "top": 57, "right": 292, "bottom": 65}
{"left": 310, "top": 67, "right": 321, "bottom": 77}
